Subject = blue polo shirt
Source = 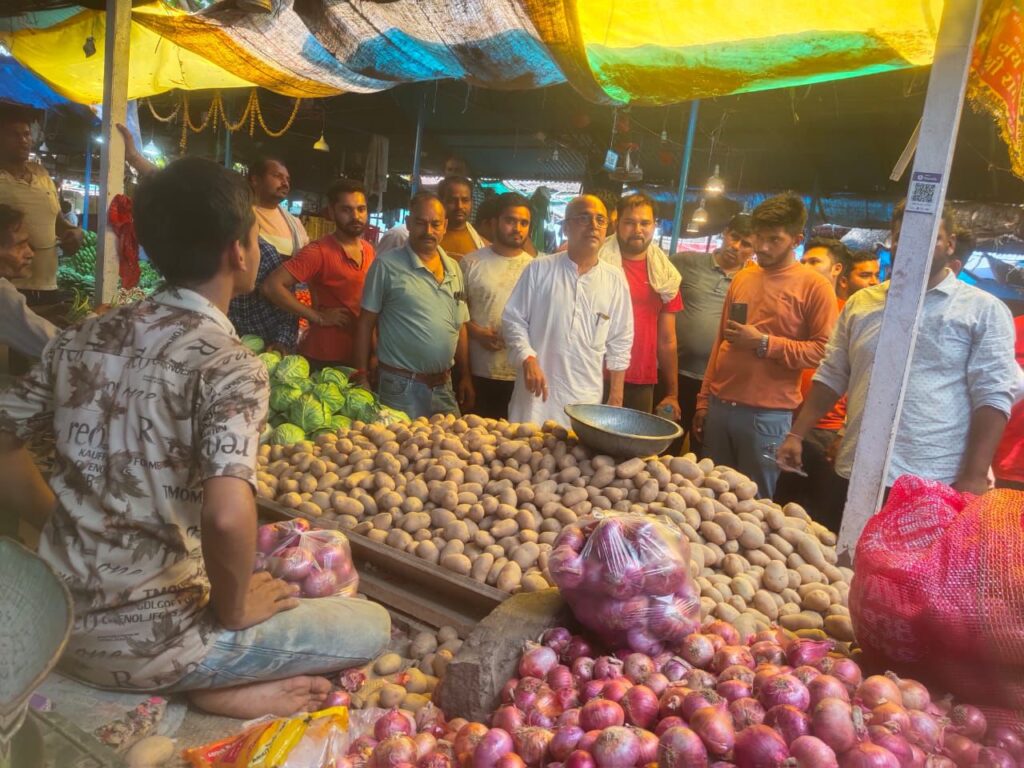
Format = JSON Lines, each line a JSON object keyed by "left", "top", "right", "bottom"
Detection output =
{"left": 361, "top": 245, "right": 469, "bottom": 375}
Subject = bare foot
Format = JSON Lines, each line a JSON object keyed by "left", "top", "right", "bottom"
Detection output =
{"left": 187, "top": 675, "right": 332, "bottom": 719}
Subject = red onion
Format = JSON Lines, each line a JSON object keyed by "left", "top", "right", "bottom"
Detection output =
{"left": 550, "top": 726, "right": 584, "bottom": 761}
{"left": 520, "top": 644, "right": 559, "bottom": 679}
{"left": 868, "top": 726, "right": 918, "bottom": 768}
{"left": 627, "top": 628, "right": 665, "bottom": 657}
{"left": 949, "top": 704, "right": 986, "bottom": 740}
{"left": 593, "top": 656, "right": 624, "bottom": 680}
{"left": 590, "top": 727, "right": 639, "bottom": 768}
{"left": 415, "top": 703, "right": 447, "bottom": 737}
{"left": 453, "top": 722, "right": 488, "bottom": 757}
{"left": 338, "top": 667, "right": 367, "bottom": 693}
{"left": 686, "top": 668, "right": 718, "bottom": 690}
{"left": 301, "top": 567, "right": 339, "bottom": 597}
{"left": 942, "top": 731, "right": 981, "bottom": 768}
{"left": 750, "top": 641, "right": 786, "bottom": 666}
{"left": 572, "top": 657, "right": 596, "bottom": 683}
{"left": 645, "top": 672, "right": 669, "bottom": 696}
{"left": 706, "top": 633, "right": 726, "bottom": 652}
{"left": 656, "top": 716, "right": 686, "bottom": 736}
{"left": 525, "top": 709, "right": 556, "bottom": 729}
{"left": 754, "top": 664, "right": 786, "bottom": 694}
{"left": 719, "top": 664, "right": 756, "bottom": 685}
{"left": 872, "top": 702, "right": 911, "bottom": 734}
{"left": 495, "top": 755, "right": 527, "bottom": 768}
{"left": 556, "top": 525, "right": 586, "bottom": 552}
{"left": 492, "top": 705, "right": 525, "bottom": 733}
{"left": 682, "top": 690, "right": 724, "bottom": 721}
{"left": 374, "top": 735, "right": 418, "bottom": 768}
{"left": 758, "top": 674, "right": 810, "bottom": 711}
{"left": 256, "top": 524, "right": 280, "bottom": 555}
{"left": 886, "top": 674, "right": 930, "bottom": 712}
{"left": 548, "top": 664, "right": 574, "bottom": 690}
{"left": 473, "top": 728, "right": 514, "bottom": 768}
{"left": 513, "top": 727, "right": 553, "bottom": 767}
{"left": 581, "top": 680, "right": 606, "bottom": 702}
{"left": 269, "top": 546, "right": 315, "bottom": 581}
{"left": 812, "top": 698, "right": 862, "bottom": 754}
{"left": 657, "top": 726, "right": 709, "bottom": 768}
{"left": 376, "top": 709, "right": 414, "bottom": 740}
{"left": 621, "top": 685, "right": 660, "bottom": 729}
{"left": 501, "top": 678, "right": 519, "bottom": 704}
{"left": 716, "top": 679, "right": 751, "bottom": 703}
{"left": 978, "top": 747, "right": 1017, "bottom": 767}
{"left": 648, "top": 596, "right": 700, "bottom": 644}
{"left": 602, "top": 678, "right": 633, "bottom": 703}
{"left": 984, "top": 725, "right": 1024, "bottom": 761}
{"left": 929, "top": 694, "right": 954, "bottom": 716}
{"left": 413, "top": 733, "right": 437, "bottom": 761}
{"left": 786, "top": 639, "right": 834, "bottom": 668}
{"left": 418, "top": 752, "right": 453, "bottom": 768}
{"left": 515, "top": 687, "right": 540, "bottom": 712}
{"left": 636, "top": 727, "right": 659, "bottom": 765}
{"left": 819, "top": 657, "right": 863, "bottom": 692}
{"left": 542, "top": 627, "right": 573, "bottom": 654}
{"left": 579, "top": 699, "right": 625, "bottom": 731}
{"left": 838, "top": 742, "right": 900, "bottom": 767}
{"left": 792, "top": 665, "right": 822, "bottom": 686}
{"left": 623, "top": 653, "right": 655, "bottom": 684}
{"left": 705, "top": 620, "right": 741, "bottom": 645}
{"left": 712, "top": 645, "right": 755, "bottom": 673}
{"left": 765, "top": 704, "right": 811, "bottom": 745}
{"left": 926, "top": 758, "right": 956, "bottom": 768}
{"left": 578, "top": 730, "right": 600, "bottom": 753}
{"left": 789, "top": 735, "right": 839, "bottom": 767}
{"left": 690, "top": 705, "right": 736, "bottom": 757}
{"left": 661, "top": 656, "right": 691, "bottom": 682}
{"left": 857, "top": 676, "right": 903, "bottom": 709}
{"left": 729, "top": 698, "right": 766, "bottom": 729}
{"left": 681, "top": 634, "right": 717, "bottom": 669}
{"left": 324, "top": 690, "right": 351, "bottom": 708}
{"left": 563, "top": 750, "right": 596, "bottom": 768}
{"left": 554, "top": 687, "right": 581, "bottom": 711}
{"left": 349, "top": 735, "right": 378, "bottom": 758}
{"left": 754, "top": 627, "right": 794, "bottom": 648}
{"left": 733, "top": 724, "right": 789, "bottom": 767}
{"left": 558, "top": 708, "right": 581, "bottom": 728}
{"left": 658, "top": 686, "right": 691, "bottom": 719}
{"left": 809, "top": 675, "right": 851, "bottom": 707}
{"left": 905, "top": 709, "right": 942, "bottom": 752}
{"left": 564, "top": 637, "right": 595, "bottom": 663}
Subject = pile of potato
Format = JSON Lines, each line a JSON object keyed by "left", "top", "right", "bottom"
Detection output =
{"left": 256, "top": 414, "right": 852, "bottom": 641}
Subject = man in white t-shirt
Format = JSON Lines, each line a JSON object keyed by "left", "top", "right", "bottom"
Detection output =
{"left": 462, "top": 193, "right": 533, "bottom": 419}
{"left": 247, "top": 157, "right": 309, "bottom": 257}
{"left": 0, "top": 203, "right": 57, "bottom": 357}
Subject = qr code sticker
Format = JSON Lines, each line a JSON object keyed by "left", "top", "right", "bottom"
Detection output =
{"left": 905, "top": 172, "right": 942, "bottom": 214}
{"left": 911, "top": 182, "right": 935, "bottom": 206}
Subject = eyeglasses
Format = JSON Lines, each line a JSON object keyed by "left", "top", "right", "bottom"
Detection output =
{"left": 567, "top": 214, "right": 608, "bottom": 228}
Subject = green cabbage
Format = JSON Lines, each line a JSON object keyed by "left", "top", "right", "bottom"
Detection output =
{"left": 240, "top": 335, "right": 265, "bottom": 353}
{"left": 269, "top": 384, "right": 304, "bottom": 414}
{"left": 269, "top": 423, "right": 306, "bottom": 445}
{"left": 273, "top": 355, "right": 310, "bottom": 386}
{"left": 288, "top": 393, "right": 332, "bottom": 433}
{"left": 317, "top": 367, "right": 350, "bottom": 390}
{"left": 342, "top": 387, "right": 380, "bottom": 423}
{"left": 258, "top": 351, "right": 282, "bottom": 375}
{"left": 312, "top": 382, "right": 346, "bottom": 412}
{"left": 331, "top": 414, "right": 353, "bottom": 432}
{"left": 378, "top": 406, "right": 411, "bottom": 426}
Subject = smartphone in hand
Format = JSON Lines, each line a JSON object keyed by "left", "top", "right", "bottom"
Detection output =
{"left": 729, "top": 302, "right": 749, "bottom": 325}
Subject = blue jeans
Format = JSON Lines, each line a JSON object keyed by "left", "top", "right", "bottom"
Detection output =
{"left": 702, "top": 397, "right": 792, "bottom": 499}
{"left": 165, "top": 596, "right": 390, "bottom": 692}
{"left": 377, "top": 369, "right": 460, "bottom": 420}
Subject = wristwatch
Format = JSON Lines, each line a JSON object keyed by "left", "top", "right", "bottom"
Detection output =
{"left": 756, "top": 335, "right": 769, "bottom": 358}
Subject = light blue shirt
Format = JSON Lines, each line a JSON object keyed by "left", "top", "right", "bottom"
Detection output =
{"left": 814, "top": 271, "right": 1018, "bottom": 484}
{"left": 361, "top": 245, "right": 469, "bottom": 375}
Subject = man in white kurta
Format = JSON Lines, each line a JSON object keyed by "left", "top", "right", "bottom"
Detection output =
{"left": 502, "top": 195, "right": 634, "bottom": 426}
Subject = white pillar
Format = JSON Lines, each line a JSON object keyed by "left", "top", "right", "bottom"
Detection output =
{"left": 95, "top": 0, "right": 131, "bottom": 305}
{"left": 837, "top": 0, "right": 984, "bottom": 558}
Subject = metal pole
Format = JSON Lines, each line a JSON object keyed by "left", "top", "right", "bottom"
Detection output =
{"left": 668, "top": 100, "right": 700, "bottom": 256}
{"left": 224, "top": 127, "right": 232, "bottom": 169}
{"left": 82, "top": 138, "right": 93, "bottom": 230}
{"left": 410, "top": 89, "right": 425, "bottom": 194}
{"left": 95, "top": 0, "right": 131, "bottom": 305}
{"left": 837, "top": 0, "right": 983, "bottom": 558}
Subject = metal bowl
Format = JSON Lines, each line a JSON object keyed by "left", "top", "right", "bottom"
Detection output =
{"left": 564, "top": 403, "right": 683, "bottom": 458}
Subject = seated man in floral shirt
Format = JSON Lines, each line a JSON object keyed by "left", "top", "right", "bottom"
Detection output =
{"left": 0, "top": 158, "right": 388, "bottom": 718}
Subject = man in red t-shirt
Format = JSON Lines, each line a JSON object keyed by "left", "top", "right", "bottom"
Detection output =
{"left": 994, "top": 314, "right": 1024, "bottom": 490}
{"left": 599, "top": 192, "right": 682, "bottom": 416}
{"left": 264, "top": 179, "right": 375, "bottom": 369}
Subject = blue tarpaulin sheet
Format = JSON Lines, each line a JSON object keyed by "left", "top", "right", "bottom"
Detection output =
{"left": 0, "top": 54, "right": 70, "bottom": 109}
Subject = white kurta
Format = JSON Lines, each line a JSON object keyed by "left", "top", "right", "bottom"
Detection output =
{"left": 502, "top": 253, "right": 634, "bottom": 425}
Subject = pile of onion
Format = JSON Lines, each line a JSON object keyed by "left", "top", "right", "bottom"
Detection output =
{"left": 255, "top": 520, "right": 358, "bottom": 598}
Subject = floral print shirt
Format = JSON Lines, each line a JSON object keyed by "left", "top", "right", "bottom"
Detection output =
{"left": 0, "top": 288, "right": 269, "bottom": 690}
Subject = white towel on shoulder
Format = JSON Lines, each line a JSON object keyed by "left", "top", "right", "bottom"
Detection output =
{"left": 599, "top": 235, "right": 681, "bottom": 302}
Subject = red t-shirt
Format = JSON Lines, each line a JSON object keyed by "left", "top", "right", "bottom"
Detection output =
{"left": 994, "top": 315, "right": 1024, "bottom": 484}
{"left": 284, "top": 235, "right": 375, "bottom": 364}
{"left": 622, "top": 257, "right": 683, "bottom": 385}
{"left": 800, "top": 297, "right": 847, "bottom": 431}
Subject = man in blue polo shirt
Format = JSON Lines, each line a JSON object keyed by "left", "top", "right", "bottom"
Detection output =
{"left": 354, "top": 192, "right": 474, "bottom": 419}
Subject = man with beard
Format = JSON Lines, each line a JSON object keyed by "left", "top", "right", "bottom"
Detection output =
{"left": 779, "top": 202, "right": 1017, "bottom": 501}
{"left": 462, "top": 193, "right": 534, "bottom": 419}
{"left": 264, "top": 179, "right": 375, "bottom": 370}
{"left": 694, "top": 193, "right": 837, "bottom": 498}
{"left": 354, "top": 192, "right": 474, "bottom": 419}
{"left": 248, "top": 157, "right": 309, "bottom": 257}
{"left": 502, "top": 195, "right": 633, "bottom": 426}
{"left": 438, "top": 175, "right": 486, "bottom": 262}
{"left": 599, "top": 192, "right": 682, "bottom": 416}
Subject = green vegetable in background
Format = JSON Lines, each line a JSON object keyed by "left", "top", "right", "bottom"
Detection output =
{"left": 258, "top": 351, "right": 282, "bottom": 375}
{"left": 312, "top": 382, "right": 346, "bottom": 412}
{"left": 342, "top": 387, "right": 380, "bottom": 423}
{"left": 330, "top": 414, "right": 353, "bottom": 432}
{"left": 269, "top": 423, "right": 306, "bottom": 445}
{"left": 269, "top": 384, "right": 304, "bottom": 414}
{"left": 317, "top": 368, "right": 350, "bottom": 390}
{"left": 240, "top": 335, "right": 265, "bottom": 354}
{"left": 273, "top": 355, "right": 311, "bottom": 387}
{"left": 288, "top": 393, "right": 331, "bottom": 433}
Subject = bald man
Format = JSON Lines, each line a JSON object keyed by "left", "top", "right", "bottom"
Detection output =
{"left": 502, "top": 195, "right": 634, "bottom": 425}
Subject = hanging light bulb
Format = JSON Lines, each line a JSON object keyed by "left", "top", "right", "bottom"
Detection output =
{"left": 313, "top": 133, "right": 330, "bottom": 152}
{"left": 687, "top": 198, "right": 709, "bottom": 233}
{"left": 704, "top": 164, "right": 725, "bottom": 196}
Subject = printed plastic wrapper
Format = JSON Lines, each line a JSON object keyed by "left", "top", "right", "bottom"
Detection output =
{"left": 850, "top": 476, "right": 1024, "bottom": 730}
{"left": 184, "top": 706, "right": 349, "bottom": 767}
{"left": 548, "top": 512, "right": 700, "bottom": 654}
{"left": 255, "top": 519, "right": 359, "bottom": 598}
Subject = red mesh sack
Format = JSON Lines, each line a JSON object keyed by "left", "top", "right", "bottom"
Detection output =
{"left": 849, "top": 475, "right": 1024, "bottom": 729}
{"left": 548, "top": 512, "right": 701, "bottom": 655}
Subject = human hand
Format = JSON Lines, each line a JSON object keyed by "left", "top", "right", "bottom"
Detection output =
{"left": 316, "top": 306, "right": 354, "bottom": 328}
{"left": 457, "top": 375, "right": 475, "bottom": 412}
{"left": 523, "top": 357, "right": 548, "bottom": 401}
{"left": 222, "top": 571, "right": 300, "bottom": 631}
{"left": 656, "top": 395, "right": 682, "bottom": 421}
{"left": 776, "top": 433, "right": 805, "bottom": 474}
{"left": 952, "top": 473, "right": 991, "bottom": 496}
{"left": 479, "top": 326, "right": 505, "bottom": 351}
{"left": 60, "top": 227, "right": 84, "bottom": 255}
{"left": 724, "top": 320, "right": 763, "bottom": 350}
{"left": 606, "top": 389, "right": 624, "bottom": 407}
{"left": 692, "top": 407, "right": 708, "bottom": 440}
{"left": 115, "top": 123, "right": 140, "bottom": 159}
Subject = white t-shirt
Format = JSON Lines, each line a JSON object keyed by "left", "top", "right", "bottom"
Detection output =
{"left": 0, "top": 277, "right": 58, "bottom": 357}
{"left": 462, "top": 246, "right": 532, "bottom": 381}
